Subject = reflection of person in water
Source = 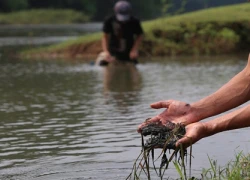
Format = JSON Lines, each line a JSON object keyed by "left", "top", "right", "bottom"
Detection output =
{"left": 103, "top": 63, "right": 141, "bottom": 93}
{"left": 96, "top": 0, "right": 143, "bottom": 66}
{"left": 102, "top": 63, "right": 142, "bottom": 112}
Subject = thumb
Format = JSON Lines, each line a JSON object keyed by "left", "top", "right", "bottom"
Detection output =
{"left": 150, "top": 100, "right": 173, "bottom": 109}
{"left": 176, "top": 136, "right": 193, "bottom": 148}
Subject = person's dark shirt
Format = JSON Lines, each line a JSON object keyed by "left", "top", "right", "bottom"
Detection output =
{"left": 103, "top": 15, "right": 143, "bottom": 60}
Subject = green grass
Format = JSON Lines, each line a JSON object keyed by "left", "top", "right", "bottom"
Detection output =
{"left": 200, "top": 152, "right": 250, "bottom": 180}
{"left": 171, "top": 151, "right": 250, "bottom": 180}
{"left": 0, "top": 9, "right": 89, "bottom": 24}
{"left": 143, "top": 2, "right": 250, "bottom": 32}
{"left": 43, "top": 32, "right": 101, "bottom": 51}
{"left": 21, "top": 2, "right": 250, "bottom": 57}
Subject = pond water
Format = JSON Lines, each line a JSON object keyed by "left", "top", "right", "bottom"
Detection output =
{"left": 0, "top": 54, "right": 249, "bottom": 180}
{"left": 0, "top": 23, "right": 102, "bottom": 37}
{"left": 0, "top": 23, "right": 102, "bottom": 47}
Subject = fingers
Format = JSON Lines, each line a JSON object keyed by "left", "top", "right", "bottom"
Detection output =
{"left": 150, "top": 100, "right": 173, "bottom": 109}
{"left": 176, "top": 135, "right": 193, "bottom": 149}
{"left": 137, "top": 116, "right": 161, "bottom": 133}
{"left": 147, "top": 116, "right": 161, "bottom": 123}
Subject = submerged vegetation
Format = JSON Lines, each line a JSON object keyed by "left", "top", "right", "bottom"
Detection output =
{"left": 20, "top": 3, "right": 250, "bottom": 59}
{"left": 0, "top": 9, "right": 89, "bottom": 24}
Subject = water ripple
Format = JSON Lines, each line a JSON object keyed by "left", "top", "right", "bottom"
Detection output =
{"left": 0, "top": 58, "right": 249, "bottom": 179}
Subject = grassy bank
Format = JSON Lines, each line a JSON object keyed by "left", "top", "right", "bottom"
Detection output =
{"left": 21, "top": 3, "right": 250, "bottom": 59}
{"left": 143, "top": 2, "right": 250, "bottom": 56}
{"left": 172, "top": 152, "right": 250, "bottom": 179}
{"left": 0, "top": 9, "right": 89, "bottom": 24}
{"left": 200, "top": 152, "right": 250, "bottom": 179}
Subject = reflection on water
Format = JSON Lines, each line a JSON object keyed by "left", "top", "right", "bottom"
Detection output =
{"left": 0, "top": 56, "right": 249, "bottom": 180}
{"left": 103, "top": 63, "right": 141, "bottom": 93}
{"left": 103, "top": 63, "right": 142, "bottom": 113}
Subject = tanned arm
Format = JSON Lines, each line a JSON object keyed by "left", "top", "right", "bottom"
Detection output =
{"left": 189, "top": 54, "right": 250, "bottom": 122}
{"left": 138, "top": 54, "right": 250, "bottom": 132}
{"left": 130, "top": 35, "right": 143, "bottom": 60}
{"left": 102, "top": 33, "right": 109, "bottom": 53}
{"left": 177, "top": 104, "right": 250, "bottom": 147}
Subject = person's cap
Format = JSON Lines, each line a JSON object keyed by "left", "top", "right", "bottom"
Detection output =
{"left": 114, "top": 1, "right": 131, "bottom": 22}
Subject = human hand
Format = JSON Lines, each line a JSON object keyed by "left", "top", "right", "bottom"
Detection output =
{"left": 176, "top": 122, "right": 207, "bottom": 148}
{"left": 104, "top": 51, "right": 115, "bottom": 62}
{"left": 138, "top": 100, "right": 197, "bottom": 133}
{"left": 129, "top": 49, "right": 138, "bottom": 60}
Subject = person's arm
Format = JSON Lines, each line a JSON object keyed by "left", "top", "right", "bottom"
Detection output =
{"left": 190, "top": 54, "right": 250, "bottom": 122}
{"left": 100, "top": 33, "right": 113, "bottom": 62}
{"left": 102, "top": 17, "right": 115, "bottom": 62}
{"left": 102, "top": 33, "right": 115, "bottom": 62}
{"left": 138, "top": 54, "right": 250, "bottom": 132}
{"left": 102, "top": 33, "right": 109, "bottom": 53}
{"left": 176, "top": 104, "right": 250, "bottom": 147}
{"left": 129, "top": 35, "right": 143, "bottom": 60}
{"left": 130, "top": 19, "right": 144, "bottom": 60}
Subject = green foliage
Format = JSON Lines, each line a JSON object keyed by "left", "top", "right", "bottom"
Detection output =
{"left": 0, "top": 9, "right": 89, "bottom": 24}
{"left": 0, "top": 0, "right": 29, "bottom": 12}
{"left": 216, "top": 28, "right": 240, "bottom": 52}
{"left": 141, "top": 3, "right": 250, "bottom": 56}
{"left": 21, "top": 3, "right": 250, "bottom": 57}
{"left": 131, "top": 0, "right": 163, "bottom": 20}
{"left": 201, "top": 152, "right": 250, "bottom": 180}
{"left": 173, "top": 161, "right": 185, "bottom": 179}
{"left": 0, "top": 0, "right": 247, "bottom": 21}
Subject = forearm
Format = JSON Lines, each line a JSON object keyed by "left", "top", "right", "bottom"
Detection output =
{"left": 131, "top": 35, "right": 143, "bottom": 51}
{"left": 102, "top": 33, "right": 109, "bottom": 52}
{"left": 203, "top": 104, "right": 250, "bottom": 137}
{"left": 190, "top": 61, "right": 250, "bottom": 121}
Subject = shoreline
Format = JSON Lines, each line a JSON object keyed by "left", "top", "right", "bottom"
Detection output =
{"left": 17, "top": 3, "right": 250, "bottom": 61}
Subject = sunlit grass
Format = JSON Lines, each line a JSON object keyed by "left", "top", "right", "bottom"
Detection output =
{"left": 143, "top": 2, "right": 250, "bottom": 32}
{"left": 200, "top": 152, "right": 250, "bottom": 180}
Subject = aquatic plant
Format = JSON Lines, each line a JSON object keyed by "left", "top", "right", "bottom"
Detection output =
{"left": 126, "top": 120, "right": 193, "bottom": 180}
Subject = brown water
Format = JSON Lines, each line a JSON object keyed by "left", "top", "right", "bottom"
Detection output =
{"left": 0, "top": 55, "right": 249, "bottom": 180}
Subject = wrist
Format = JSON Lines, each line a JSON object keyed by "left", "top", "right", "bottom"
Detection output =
{"left": 202, "top": 121, "right": 217, "bottom": 137}
{"left": 184, "top": 104, "right": 203, "bottom": 124}
{"left": 189, "top": 101, "right": 211, "bottom": 123}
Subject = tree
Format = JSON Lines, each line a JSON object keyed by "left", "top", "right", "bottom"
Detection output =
{"left": 0, "top": 0, "right": 29, "bottom": 12}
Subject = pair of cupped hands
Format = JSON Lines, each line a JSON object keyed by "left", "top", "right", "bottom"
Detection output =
{"left": 137, "top": 100, "right": 207, "bottom": 148}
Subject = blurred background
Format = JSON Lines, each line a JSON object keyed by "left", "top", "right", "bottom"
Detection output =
{"left": 0, "top": 1, "right": 250, "bottom": 180}
{"left": 0, "top": 0, "right": 247, "bottom": 21}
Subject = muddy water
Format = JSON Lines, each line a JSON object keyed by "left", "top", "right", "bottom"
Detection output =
{"left": 0, "top": 55, "right": 249, "bottom": 180}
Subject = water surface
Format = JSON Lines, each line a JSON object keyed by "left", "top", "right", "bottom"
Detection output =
{"left": 0, "top": 55, "right": 249, "bottom": 180}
